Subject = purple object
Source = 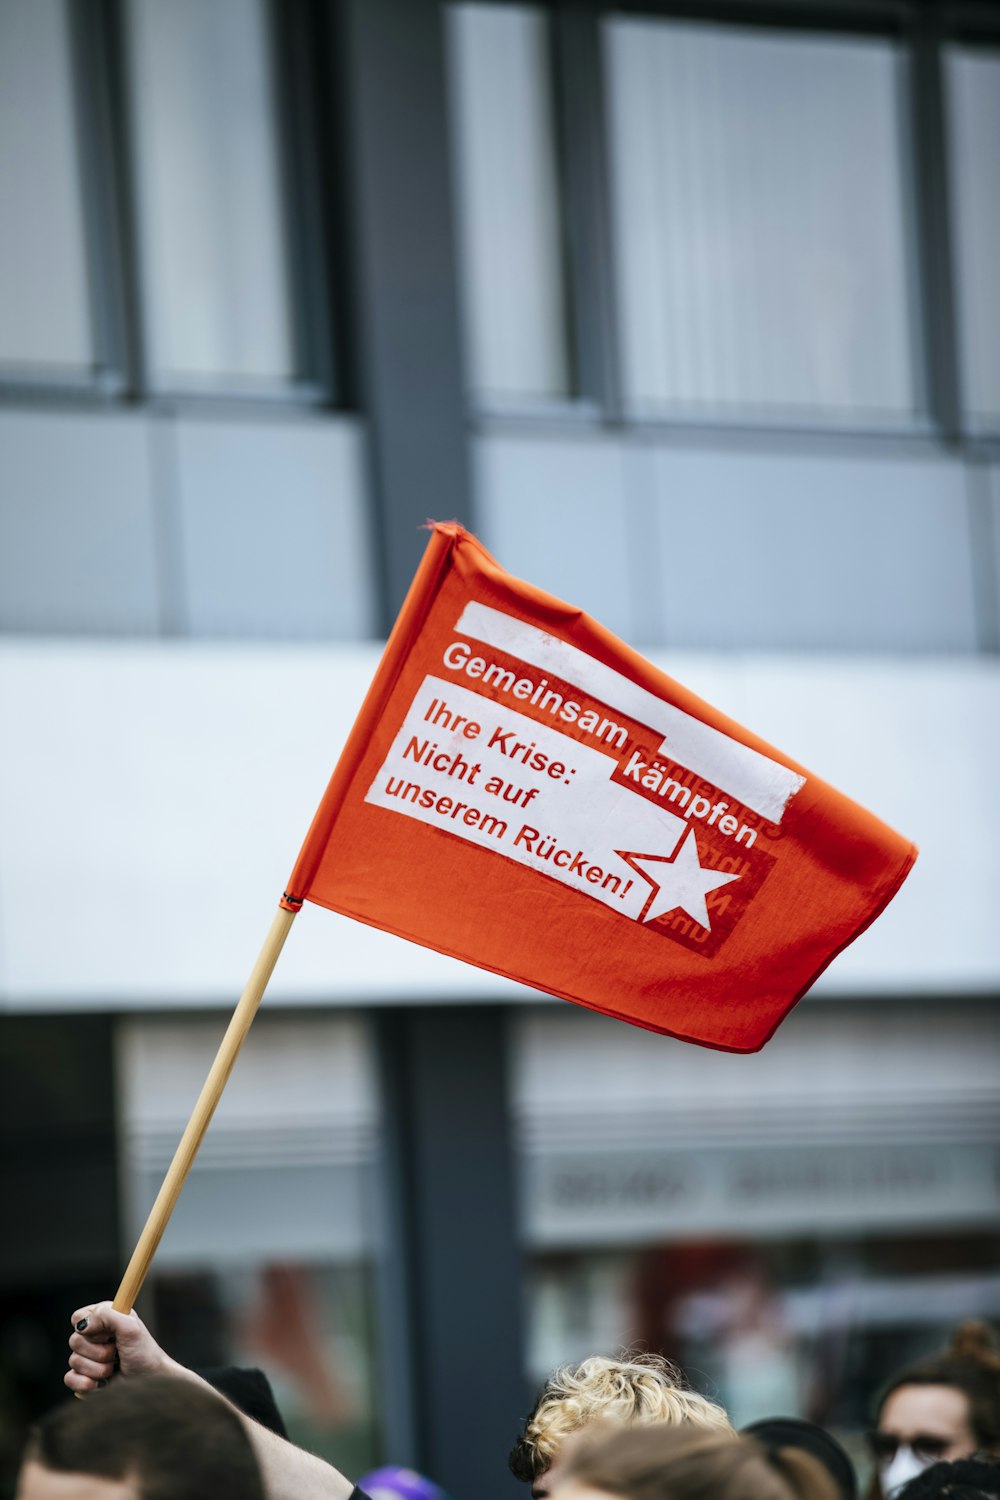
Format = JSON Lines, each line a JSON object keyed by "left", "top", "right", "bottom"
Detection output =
{"left": 358, "top": 1465, "right": 452, "bottom": 1500}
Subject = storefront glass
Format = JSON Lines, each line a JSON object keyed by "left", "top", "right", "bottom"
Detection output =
{"left": 117, "top": 1013, "right": 381, "bottom": 1475}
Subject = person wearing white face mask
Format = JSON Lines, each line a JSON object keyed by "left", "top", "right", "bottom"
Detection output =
{"left": 897, "top": 1454, "right": 1000, "bottom": 1500}
{"left": 866, "top": 1323, "right": 1000, "bottom": 1500}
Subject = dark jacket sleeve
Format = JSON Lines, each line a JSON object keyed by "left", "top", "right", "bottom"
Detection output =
{"left": 197, "top": 1365, "right": 289, "bottom": 1440}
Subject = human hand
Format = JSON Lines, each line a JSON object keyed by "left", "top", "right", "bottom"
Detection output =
{"left": 65, "top": 1301, "right": 178, "bottom": 1395}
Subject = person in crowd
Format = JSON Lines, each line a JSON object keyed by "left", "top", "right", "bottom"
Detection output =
{"left": 743, "top": 1417, "right": 857, "bottom": 1500}
{"left": 357, "top": 1466, "right": 452, "bottom": 1500}
{"left": 542, "top": 1422, "right": 839, "bottom": 1500}
{"left": 897, "top": 1455, "right": 1000, "bottom": 1500}
{"left": 508, "top": 1352, "right": 734, "bottom": 1498}
{"left": 16, "top": 1372, "right": 266, "bottom": 1500}
{"left": 868, "top": 1322, "right": 1000, "bottom": 1500}
{"left": 65, "top": 1301, "right": 366, "bottom": 1500}
{"left": 199, "top": 1363, "right": 289, "bottom": 1438}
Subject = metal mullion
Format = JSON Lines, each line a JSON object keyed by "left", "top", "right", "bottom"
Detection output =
{"left": 269, "top": 0, "right": 338, "bottom": 401}
{"left": 907, "top": 5, "right": 963, "bottom": 442}
{"left": 329, "top": 0, "right": 471, "bottom": 628}
{"left": 87, "top": 0, "right": 148, "bottom": 399}
{"left": 45, "top": 0, "right": 128, "bottom": 395}
{"left": 947, "top": 3, "right": 1000, "bottom": 46}
{"left": 551, "top": 0, "right": 624, "bottom": 421}
{"left": 965, "top": 455, "right": 1000, "bottom": 653}
{"left": 372, "top": 1007, "right": 524, "bottom": 1500}
{"left": 474, "top": 405, "right": 951, "bottom": 460}
{"left": 609, "top": 0, "right": 909, "bottom": 32}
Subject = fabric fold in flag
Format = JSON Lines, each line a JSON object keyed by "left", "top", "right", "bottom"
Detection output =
{"left": 283, "top": 523, "right": 916, "bottom": 1052}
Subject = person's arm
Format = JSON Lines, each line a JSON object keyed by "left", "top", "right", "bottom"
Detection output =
{"left": 66, "top": 1301, "right": 355, "bottom": 1500}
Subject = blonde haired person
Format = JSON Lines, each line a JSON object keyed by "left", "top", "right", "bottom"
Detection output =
{"left": 508, "top": 1353, "right": 733, "bottom": 1498}
{"left": 546, "top": 1423, "right": 838, "bottom": 1500}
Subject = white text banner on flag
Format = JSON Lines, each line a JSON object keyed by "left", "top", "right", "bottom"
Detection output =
{"left": 455, "top": 603, "right": 805, "bottom": 823}
{"left": 363, "top": 676, "right": 689, "bottom": 920}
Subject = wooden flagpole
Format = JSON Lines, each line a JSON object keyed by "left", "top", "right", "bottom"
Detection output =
{"left": 112, "top": 904, "right": 298, "bottom": 1313}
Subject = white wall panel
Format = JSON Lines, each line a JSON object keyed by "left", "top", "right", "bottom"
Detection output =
{"left": 647, "top": 445, "right": 976, "bottom": 650}
{"left": 0, "top": 644, "right": 996, "bottom": 1008}
{"left": 173, "top": 415, "right": 376, "bottom": 639}
{"left": 472, "top": 433, "right": 636, "bottom": 638}
{"left": 0, "top": 410, "right": 160, "bottom": 632}
{"left": 659, "top": 652, "right": 997, "bottom": 997}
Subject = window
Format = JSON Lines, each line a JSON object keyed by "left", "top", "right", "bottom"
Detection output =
{"left": 447, "top": 4, "right": 571, "bottom": 406}
{"left": 126, "top": 0, "right": 297, "bottom": 391}
{"left": 945, "top": 47, "right": 1000, "bottom": 430}
{"left": 0, "top": 0, "right": 94, "bottom": 378}
{"left": 604, "top": 17, "right": 918, "bottom": 424}
{"left": 513, "top": 1004, "right": 1000, "bottom": 1456}
{"left": 118, "top": 1014, "right": 382, "bottom": 1472}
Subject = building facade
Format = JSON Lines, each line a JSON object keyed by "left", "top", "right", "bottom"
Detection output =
{"left": 2, "top": 2, "right": 999, "bottom": 1497}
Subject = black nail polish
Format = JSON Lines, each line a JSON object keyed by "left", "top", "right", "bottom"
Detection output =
{"left": 96, "top": 1380, "right": 109, "bottom": 1390}
{"left": 75, "top": 1318, "right": 89, "bottom": 1332}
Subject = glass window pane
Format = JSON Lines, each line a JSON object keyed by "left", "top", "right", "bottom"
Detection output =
{"left": 946, "top": 48, "right": 1000, "bottom": 428}
{"left": 605, "top": 18, "right": 917, "bottom": 422}
{"left": 512, "top": 1005, "right": 1000, "bottom": 1456}
{"left": 127, "top": 0, "right": 295, "bottom": 389}
{"left": 118, "top": 1014, "right": 381, "bottom": 1472}
{"left": 0, "top": 0, "right": 93, "bottom": 373}
{"left": 447, "top": 4, "right": 570, "bottom": 404}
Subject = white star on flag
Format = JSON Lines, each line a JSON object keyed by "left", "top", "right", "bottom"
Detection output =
{"left": 627, "top": 831, "right": 741, "bottom": 931}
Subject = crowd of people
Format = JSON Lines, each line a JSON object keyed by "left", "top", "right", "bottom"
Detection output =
{"left": 12, "top": 1307, "right": 1000, "bottom": 1500}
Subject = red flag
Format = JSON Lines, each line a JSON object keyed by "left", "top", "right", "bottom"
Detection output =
{"left": 282, "top": 524, "right": 915, "bottom": 1052}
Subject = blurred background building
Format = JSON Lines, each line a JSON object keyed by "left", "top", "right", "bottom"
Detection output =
{"left": 1, "top": 1, "right": 999, "bottom": 1497}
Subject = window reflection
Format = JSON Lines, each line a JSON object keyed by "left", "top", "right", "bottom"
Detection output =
{"left": 945, "top": 47, "right": 1000, "bottom": 429}
{"left": 605, "top": 17, "right": 917, "bottom": 423}
{"left": 118, "top": 1015, "right": 380, "bottom": 1473}
{"left": 527, "top": 1233, "right": 1000, "bottom": 1472}
{"left": 0, "top": 0, "right": 93, "bottom": 374}
{"left": 150, "top": 1261, "right": 379, "bottom": 1474}
{"left": 447, "top": 4, "right": 571, "bottom": 405}
{"left": 127, "top": 0, "right": 295, "bottom": 389}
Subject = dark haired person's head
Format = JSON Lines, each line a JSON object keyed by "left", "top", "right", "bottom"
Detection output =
{"left": 16, "top": 1374, "right": 266, "bottom": 1500}
{"left": 743, "top": 1417, "right": 857, "bottom": 1500}
{"left": 869, "top": 1323, "right": 1000, "bottom": 1500}
{"left": 546, "top": 1423, "right": 839, "bottom": 1500}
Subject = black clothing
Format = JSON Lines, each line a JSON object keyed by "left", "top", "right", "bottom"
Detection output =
{"left": 199, "top": 1365, "right": 289, "bottom": 1439}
